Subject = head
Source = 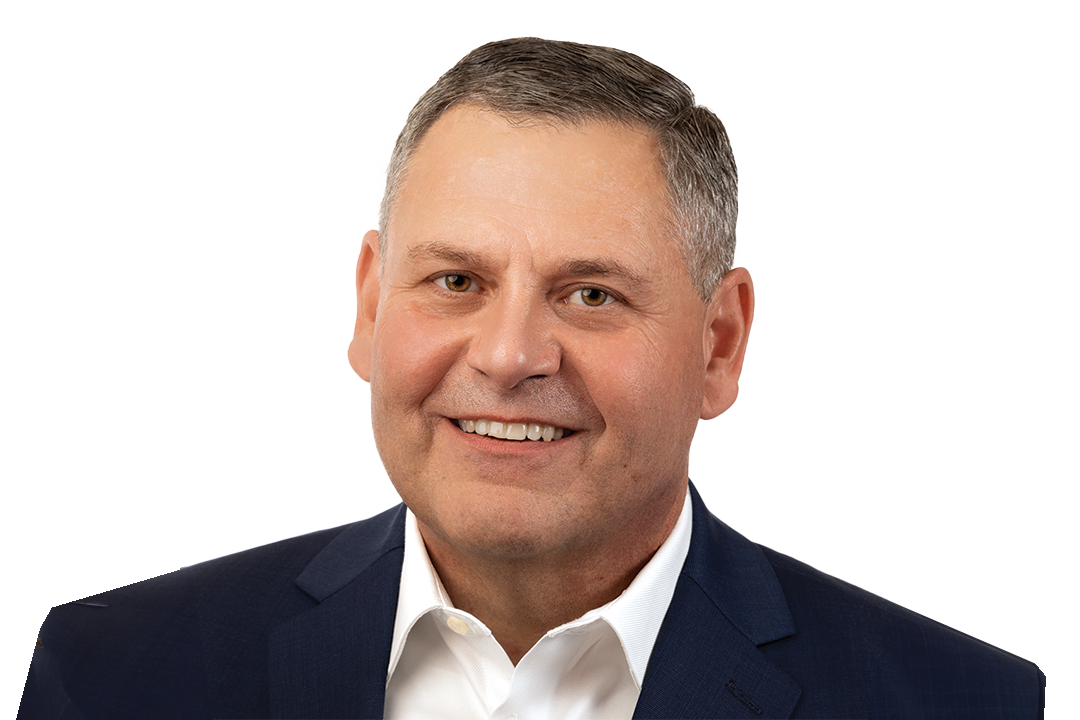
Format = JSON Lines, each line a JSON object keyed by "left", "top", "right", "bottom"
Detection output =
{"left": 349, "top": 39, "right": 753, "bottom": 572}
{"left": 380, "top": 37, "right": 738, "bottom": 302}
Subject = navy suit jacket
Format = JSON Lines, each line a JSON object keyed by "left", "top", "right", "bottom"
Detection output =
{"left": 20, "top": 485, "right": 1044, "bottom": 718}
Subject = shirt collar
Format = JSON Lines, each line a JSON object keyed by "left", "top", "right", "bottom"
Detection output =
{"left": 387, "top": 489, "right": 693, "bottom": 688}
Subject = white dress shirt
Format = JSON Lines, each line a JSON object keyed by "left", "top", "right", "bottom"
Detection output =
{"left": 383, "top": 491, "right": 693, "bottom": 720}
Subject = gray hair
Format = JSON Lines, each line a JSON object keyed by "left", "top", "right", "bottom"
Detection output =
{"left": 379, "top": 38, "right": 738, "bottom": 300}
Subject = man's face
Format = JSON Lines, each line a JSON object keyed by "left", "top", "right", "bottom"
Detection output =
{"left": 351, "top": 106, "right": 747, "bottom": 564}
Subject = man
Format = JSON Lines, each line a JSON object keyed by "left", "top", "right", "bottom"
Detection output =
{"left": 20, "top": 38, "right": 1043, "bottom": 719}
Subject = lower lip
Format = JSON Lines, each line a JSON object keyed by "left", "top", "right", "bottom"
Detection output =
{"left": 443, "top": 417, "right": 576, "bottom": 454}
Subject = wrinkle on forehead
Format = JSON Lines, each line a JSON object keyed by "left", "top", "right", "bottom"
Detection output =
{"left": 407, "top": 108, "right": 666, "bottom": 208}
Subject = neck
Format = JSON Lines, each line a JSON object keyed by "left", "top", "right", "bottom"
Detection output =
{"left": 417, "top": 485, "right": 686, "bottom": 665}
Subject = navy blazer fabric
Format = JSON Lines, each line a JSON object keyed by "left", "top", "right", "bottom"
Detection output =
{"left": 19, "top": 485, "right": 1044, "bottom": 718}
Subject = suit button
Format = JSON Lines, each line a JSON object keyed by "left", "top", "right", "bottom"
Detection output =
{"left": 446, "top": 616, "right": 469, "bottom": 635}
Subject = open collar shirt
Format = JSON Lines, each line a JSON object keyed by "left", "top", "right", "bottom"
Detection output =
{"left": 383, "top": 491, "right": 693, "bottom": 720}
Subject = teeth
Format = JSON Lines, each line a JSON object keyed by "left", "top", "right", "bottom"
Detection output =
{"left": 457, "top": 418, "right": 570, "bottom": 442}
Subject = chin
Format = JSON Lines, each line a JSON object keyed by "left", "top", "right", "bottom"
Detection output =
{"left": 410, "top": 482, "right": 591, "bottom": 561}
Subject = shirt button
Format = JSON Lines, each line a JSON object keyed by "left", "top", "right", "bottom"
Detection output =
{"left": 446, "top": 616, "right": 469, "bottom": 635}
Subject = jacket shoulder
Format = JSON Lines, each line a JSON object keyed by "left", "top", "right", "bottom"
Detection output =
{"left": 20, "top": 506, "right": 405, "bottom": 719}
{"left": 70, "top": 501, "right": 405, "bottom": 612}
{"left": 759, "top": 546, "right": 1045, "bottom": 718}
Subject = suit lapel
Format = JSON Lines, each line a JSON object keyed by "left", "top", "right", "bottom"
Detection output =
{"left": 634, "top": 485, "right": 802, "bottom": 719}
{"left": 268, "top": 505, "right": 406, "bottom": 720}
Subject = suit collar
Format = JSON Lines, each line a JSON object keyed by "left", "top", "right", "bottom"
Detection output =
{"left": 284, "top": 485, "right": 793, "bottom": 637}
{"left": 683, "top": 482, "right": 796, "bottom": 646}
{"left": 634, "top": 483, "right": 801, "bottom": 718}
{"left": 269, "top": 504, "right": 406, "bottom": 719}
{"left": 294, "top": 503, "right": 407, "bottom": 602}
{"left": 268, "top": 488, "right": 802, "bottom": 719}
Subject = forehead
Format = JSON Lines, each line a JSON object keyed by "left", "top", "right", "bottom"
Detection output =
{"left": 387, "top": 106, "right": 680, "bottom": 267}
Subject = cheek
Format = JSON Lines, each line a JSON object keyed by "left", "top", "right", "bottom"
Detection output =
{"left": 371, "top": 309, "right": 461, "bottom": 412}
{"left": 574, "top": 327, "right": 705, "bottom": 431}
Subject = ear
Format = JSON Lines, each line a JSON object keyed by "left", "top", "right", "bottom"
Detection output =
{"left": 700, "top": 267, "right": 755, "bottom": 420}
{"left": 347, "top": 230, "right": 382, "bottom": 381}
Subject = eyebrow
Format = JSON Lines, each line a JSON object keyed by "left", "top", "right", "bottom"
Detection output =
{"left": 406, "top": 239, "right": 651, "bottom": 287}
{"left": 555, "top": 257, "right": 651, "bottom": 287}
{"left": 406, "top": 240, "right": 490, "bottom": 270}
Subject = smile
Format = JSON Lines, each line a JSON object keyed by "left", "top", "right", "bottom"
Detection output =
{"left": 455, "top": 418, "right": 572, "bottom": 442}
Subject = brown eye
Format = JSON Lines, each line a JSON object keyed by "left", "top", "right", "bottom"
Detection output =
{"left": 570, "top": 287, "right": 611, "bottom": 306}
{"left": 436, "top": 274, "right": 473, "bottom": 292}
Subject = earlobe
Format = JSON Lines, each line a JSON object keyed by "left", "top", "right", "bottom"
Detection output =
{"left": 700, "top": 267, "right": 755, "bottom": 420}
{"left": 347, "top": 230, "right": 382, "bottom": 382}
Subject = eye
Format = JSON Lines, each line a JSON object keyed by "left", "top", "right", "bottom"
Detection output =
{"left": 434, "top": 274, "right": 475, "bottom": 292}
{"left": 568, "top": 287, "right": 613, "bottom": 307}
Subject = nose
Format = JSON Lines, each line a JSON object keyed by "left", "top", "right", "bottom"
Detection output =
{"left": 466, "top": 292, "right": 560, "bottom": 390}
